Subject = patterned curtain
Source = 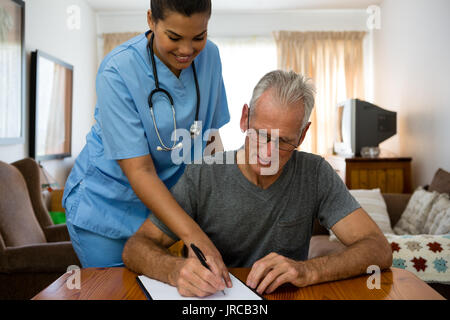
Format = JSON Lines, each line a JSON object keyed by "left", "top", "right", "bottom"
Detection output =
{"left": 102, "top": 32, "right": 141, "bottom": 58}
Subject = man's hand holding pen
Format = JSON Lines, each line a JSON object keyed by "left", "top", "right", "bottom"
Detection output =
{"left": 168, "top": 244, "right": 232, "bottom": 297}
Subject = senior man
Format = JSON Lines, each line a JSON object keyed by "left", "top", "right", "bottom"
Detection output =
{"left": 122, "top": 70, "right": 392, "bottom": 297}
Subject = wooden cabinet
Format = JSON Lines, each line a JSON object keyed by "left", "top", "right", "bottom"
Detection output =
{"left": 325, "top": 155, "right": 412, "bottom": 194}
{"left": 50, "top": 189, "right": 65, "bottom": 212}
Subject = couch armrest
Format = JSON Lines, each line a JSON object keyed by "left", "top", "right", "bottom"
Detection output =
{"left": 43, "top": 224, "right": 70, "bottom": 242}
{"left": 382, "top": 193, "right": 412, "bottom": 227}
{"left": 0, "top": 242, "right": 80, "bottom": 273}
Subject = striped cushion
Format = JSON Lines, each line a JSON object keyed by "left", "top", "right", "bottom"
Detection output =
{"left": 394, "top": 187, "right": 440, "bottom": 235}
{"left": 423, "top": 193, "right": 450, "bottom": 235}
{"left": 330, "top": 188, "right": 394, "bottom": 241}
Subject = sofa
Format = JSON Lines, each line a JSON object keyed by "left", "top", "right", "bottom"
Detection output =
{"left": 308, "top": 168, "right": 450, "bottom": 299}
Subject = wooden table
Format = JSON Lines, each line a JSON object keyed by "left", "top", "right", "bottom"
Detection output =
{"left": 32, "top": 267, "right": 444, "bottom": 300}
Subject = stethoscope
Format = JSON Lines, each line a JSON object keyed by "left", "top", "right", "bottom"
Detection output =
{"left": 147, "top": 32, "right": 201, "bottom": 152}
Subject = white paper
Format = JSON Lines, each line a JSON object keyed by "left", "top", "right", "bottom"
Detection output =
{"left": 137, "top": 273, "right": 262, "bottom": 300}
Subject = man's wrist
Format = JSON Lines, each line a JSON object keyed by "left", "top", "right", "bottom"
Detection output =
{"left": 167, "top": 257, "right": 186, "bottom": 287}
{"left": 299, "top": 260, "right": 320, "bottom": 286}
{"left": 179, "top": 225, "right": 207, "bottom": 246}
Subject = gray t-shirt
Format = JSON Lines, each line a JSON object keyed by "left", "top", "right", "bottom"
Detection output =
{"left": 150, "top": 151, "right": 360, "bottom": 267}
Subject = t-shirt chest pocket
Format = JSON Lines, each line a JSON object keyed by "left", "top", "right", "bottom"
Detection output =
{"left": 274, "top": 215, "right": 312, "bottom": 260}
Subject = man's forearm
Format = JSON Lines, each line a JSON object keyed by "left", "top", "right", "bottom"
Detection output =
{"left": 122, "top": 234, "right": 183, "bottom": 286}
{"left": 304, "top": 235, "right": 392, "bottom": 286}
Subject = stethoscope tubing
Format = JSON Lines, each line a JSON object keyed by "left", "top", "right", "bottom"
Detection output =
{"left": 147, "top": 32, "right": 201, "bottom": 151}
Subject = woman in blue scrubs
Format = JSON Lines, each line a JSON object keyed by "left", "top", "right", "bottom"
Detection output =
{"left": 63, "top": 0, "right": 231, "bottom": 286}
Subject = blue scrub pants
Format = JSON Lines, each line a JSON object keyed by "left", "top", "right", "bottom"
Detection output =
{"left": 66, "top": 221, "right": 126, "bottom": 268}
{"left": 64, "top": 185, "right": 126, "bottom": 268}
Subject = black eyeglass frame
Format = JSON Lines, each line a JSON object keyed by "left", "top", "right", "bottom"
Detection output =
{"left": 246, "top": 108, "right": 303, "bottom": 152}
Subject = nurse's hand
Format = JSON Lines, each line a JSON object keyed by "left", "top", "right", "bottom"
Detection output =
{"left": 186, "top": 237, "right": 233, "bottom": 290}
{"left": 172, "top": 257, "right": 226, "bottom": 297}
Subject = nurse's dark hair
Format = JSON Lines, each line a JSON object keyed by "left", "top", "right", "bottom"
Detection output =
{"left": 150, "top": 0, "right": 212, "bottom": 23}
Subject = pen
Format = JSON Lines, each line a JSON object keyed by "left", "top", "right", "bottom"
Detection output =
{"left": 190, "top": 243, "right": 226, "bottom": 296}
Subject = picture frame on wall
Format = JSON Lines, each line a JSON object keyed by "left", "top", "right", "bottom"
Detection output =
{"left": 0, "top": 0, "right": 25, "bottom": 145}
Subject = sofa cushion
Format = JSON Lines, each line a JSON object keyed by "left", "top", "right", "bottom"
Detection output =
{"left": 394, "top": 187, "right": 440, "bottom": 235}
{"left": 351, "top": 188, "right": 395, "bottom": 234}
{"left": 386, "top": 234, "right": 450, "bottom": 284}
{"left": 329, "top": 188, "right": 394, "bottom": 241}
{"left": 382, "top": 193, "right": 412, "bottom": 226}
{"left": 12, "top": 158, "right": 54, "bottom": 229}
{"left": 429, "top": 168, "right": 450, "bottom": 195}
{"left": 423, "top": 193, "right": 450, "bottom": 235}
{"left": 0, "top": 162, "right": 47, "bottom": 247}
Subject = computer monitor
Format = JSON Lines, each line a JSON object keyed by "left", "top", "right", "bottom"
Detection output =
{"left": 334, "top": 99, "right": 396, "bottom": 157}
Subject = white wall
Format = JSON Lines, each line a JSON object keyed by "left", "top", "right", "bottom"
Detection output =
{"left": 373, "top": 0, "right": 450, "bottom": 187}
{"left": 0, "top": 0, "right": 98, "bottom": 187}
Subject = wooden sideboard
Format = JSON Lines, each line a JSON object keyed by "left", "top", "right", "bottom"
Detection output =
{"left": 326, "top": 155, "right": 412, "bottom": 194}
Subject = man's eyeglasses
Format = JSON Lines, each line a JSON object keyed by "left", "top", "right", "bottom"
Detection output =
{"left": 247, "top": 109, "right": 302, "bottom": 152}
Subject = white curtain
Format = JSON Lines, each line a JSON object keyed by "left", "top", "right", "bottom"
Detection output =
{"left": 0, "top": 6, "right": 21, "bottom": 138}
{"left": 211, "top": 37, "right": 277, "bottom": 151}
{"left": 44, "top": 64, "right": 67, "bottom": 154}
{"left": 0, "top": 44, "right": 21, "bottom": 137}
{"left": 35, "top": 58, "right": 67, "bottom": 155}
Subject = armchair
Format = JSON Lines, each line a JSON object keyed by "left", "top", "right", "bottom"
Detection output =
{"left": 0, "top": 158, "right": 80, "bottom": 299}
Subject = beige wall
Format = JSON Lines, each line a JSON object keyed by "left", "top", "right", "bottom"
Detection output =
{"left": 373, "top": 0, "right": 450, "bottom": 187}
{"left": 0, "top": 0, "right": 98, "bottom": 187}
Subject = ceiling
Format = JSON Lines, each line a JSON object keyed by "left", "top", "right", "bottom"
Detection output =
{"left": 85, "top": 0, "right": 383, "bottom": 12}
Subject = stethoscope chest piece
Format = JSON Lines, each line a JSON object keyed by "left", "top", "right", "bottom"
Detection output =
{"left": 190, "top": 121, "right": 201, "bottom": 138}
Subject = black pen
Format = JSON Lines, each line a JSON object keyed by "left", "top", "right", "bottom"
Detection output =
{"left": 190, "top": 243, "right": 226, "bottom": 295}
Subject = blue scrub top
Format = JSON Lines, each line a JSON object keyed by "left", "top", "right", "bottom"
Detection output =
{"left": 63, "top": 31, "right": 230, "bottom": 240}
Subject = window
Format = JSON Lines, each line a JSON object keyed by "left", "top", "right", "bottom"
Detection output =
{"left": 211, "top": 37, "right": 277, "bottom": 151}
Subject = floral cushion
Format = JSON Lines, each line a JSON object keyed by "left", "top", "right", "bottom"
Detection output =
{"left": 385, "top": 234, "right": 450, "bottom": 283}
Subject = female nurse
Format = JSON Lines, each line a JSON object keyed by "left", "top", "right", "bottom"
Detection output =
{"left": 62, "top": 0, "right": 231, "bottom": 286}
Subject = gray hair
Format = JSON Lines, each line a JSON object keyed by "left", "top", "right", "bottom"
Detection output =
{"left": 249, "top": 70, "right": 316, "bottom": 130}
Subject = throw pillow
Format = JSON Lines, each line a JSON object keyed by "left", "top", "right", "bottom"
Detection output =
{"left": 393, "top": 187, "right": 440, "bottom": 235}
{"left": 434, "top": 209, "right": 450, "bottom": 234}
{"left": 423, "top": 193, "right": 450, "bottom": 234}
{"left": 428, "top": 168, "right": 450, "bottom": 195}
{"left": 386, "top": 234, "right": 450, "bottom": 284}
{"left": 329, "top": 188, "right": 394, "bottom": 242}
